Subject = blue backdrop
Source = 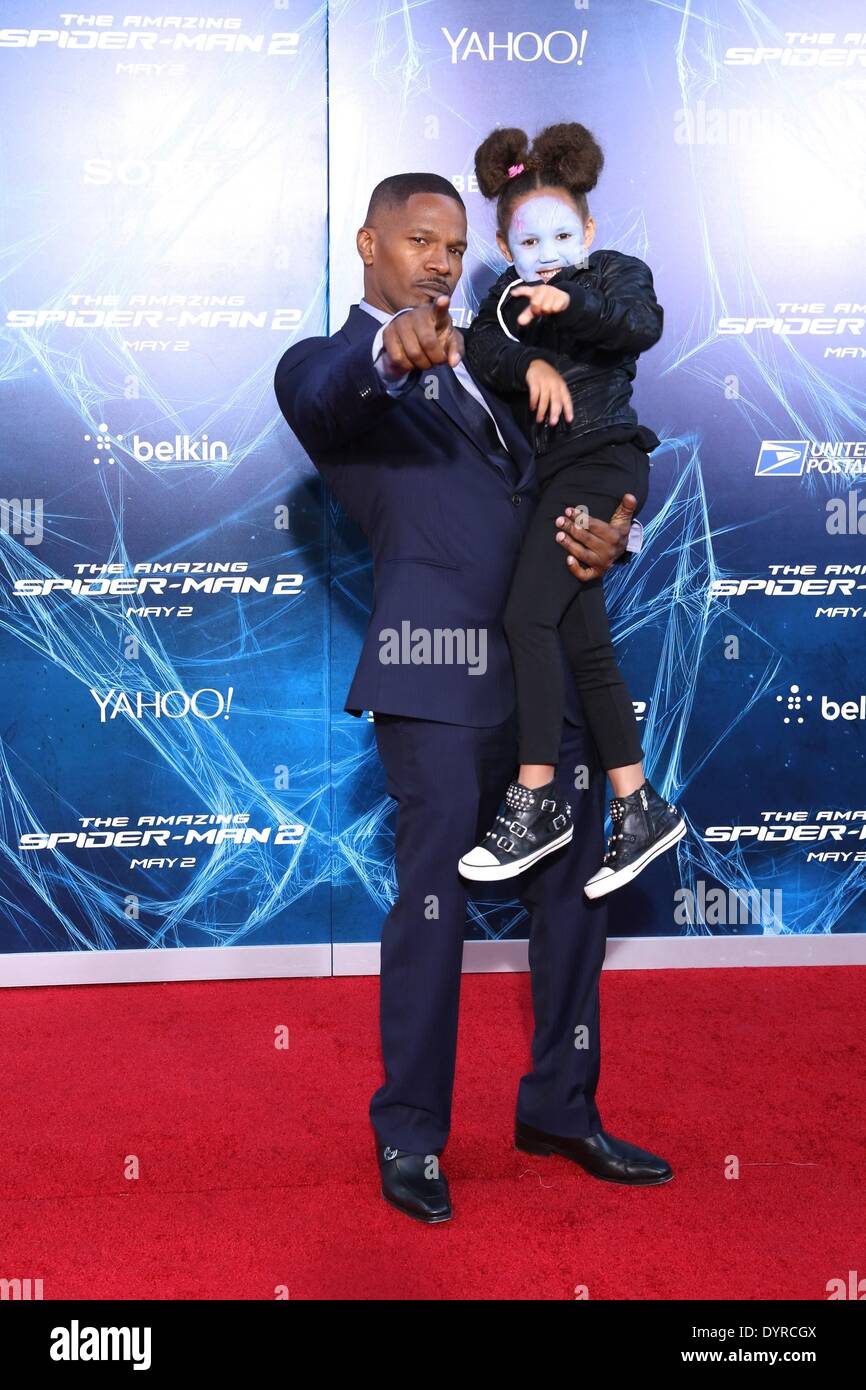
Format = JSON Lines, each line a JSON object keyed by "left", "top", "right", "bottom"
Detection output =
{"left": 1, "top": 0, "right": 864, "bottom": 965}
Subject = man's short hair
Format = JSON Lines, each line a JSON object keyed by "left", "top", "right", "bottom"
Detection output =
{"left": 364, "top": 173, "right": 465, "bottom": 225}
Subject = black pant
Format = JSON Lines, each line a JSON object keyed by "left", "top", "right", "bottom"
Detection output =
{"left": 503, "top": 441, "right": 651, "bottom": 770}
{"left": 371, "top": 708, "right": 609, "bottom": 1153}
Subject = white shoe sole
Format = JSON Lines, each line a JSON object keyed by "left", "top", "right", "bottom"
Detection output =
{"left": 583, "top": 818, "right": 687, "bottom": 900}
{"left": 458, "top": 825, "right": 574, "bottom": 882}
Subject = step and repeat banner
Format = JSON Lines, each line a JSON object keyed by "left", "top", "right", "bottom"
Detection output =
{"left": 1, "top": 0, "right": 864, "bottom": 977}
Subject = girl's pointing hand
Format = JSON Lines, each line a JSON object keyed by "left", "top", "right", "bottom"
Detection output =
{"left": 511, "top": 283, "right": 570, "bottom": 326}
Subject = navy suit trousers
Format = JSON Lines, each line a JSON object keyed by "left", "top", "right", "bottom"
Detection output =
{"left": 370, "top": 707, "right": 610, "bottom": 1153}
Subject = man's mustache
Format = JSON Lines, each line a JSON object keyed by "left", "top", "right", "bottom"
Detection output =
{"left": 416, "top": 279, "right": 452, "bottom": 295}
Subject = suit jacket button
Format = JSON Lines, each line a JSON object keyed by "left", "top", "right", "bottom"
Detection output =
{"left": 511, "top": 493, "right": 522, "bottom": 506}
{"left": 360, "top": 385, "right": 372, "bottom": 398}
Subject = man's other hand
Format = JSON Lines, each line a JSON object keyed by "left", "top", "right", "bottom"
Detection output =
{"left": 555, "top": 493, "right": 637, "bottom": 581}
{"left": 382, "top": 295, "right": 463, "bottom": 372}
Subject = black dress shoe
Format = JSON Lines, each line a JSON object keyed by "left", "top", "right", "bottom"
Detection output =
{"left": 515, "top": 1120, "right": 673, "bottom": 1186}
{"left": 377, "top": 1143, "right": 452, "bottom": 1223}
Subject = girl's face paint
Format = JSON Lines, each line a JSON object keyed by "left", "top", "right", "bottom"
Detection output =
{"left": 505, "top": 193, "right": 591, "bottom": 282}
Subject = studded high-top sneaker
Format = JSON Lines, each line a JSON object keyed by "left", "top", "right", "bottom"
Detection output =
{"left": 583, "top": 780, "right": 686, "bottom": 899}
{"left": 458, "top": 779, "right": 573, "bottom": 882}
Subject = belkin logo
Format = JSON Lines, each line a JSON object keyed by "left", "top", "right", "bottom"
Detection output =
{"left": 441, "top": 27, "right": 587, "bottom": 64}
{"left": 131, "top": 434, "right": 228, "bottom": 463}
{"left": 776, "top": 684, "right": 866, "bottom": 724}
{"left": 84, "top": 427, "right": 229, "bottom": 466}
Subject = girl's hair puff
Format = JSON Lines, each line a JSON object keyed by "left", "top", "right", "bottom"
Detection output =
{"left": 474, "top": 122, "right": 604, "bottom": 236}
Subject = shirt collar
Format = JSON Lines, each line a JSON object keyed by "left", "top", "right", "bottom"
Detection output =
{"left": 359, "top": 297, "right": 395, "bottom": 326}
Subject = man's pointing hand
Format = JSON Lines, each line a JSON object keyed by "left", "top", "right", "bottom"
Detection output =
{"left": 382, "top": 294, "right": 463, "bottom": 372}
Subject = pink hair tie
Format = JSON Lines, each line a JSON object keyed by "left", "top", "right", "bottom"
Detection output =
{"left": 507, "top": 163, "right": 525, "bottom": 179}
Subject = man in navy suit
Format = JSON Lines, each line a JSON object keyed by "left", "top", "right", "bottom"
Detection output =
{"left": 274, "top": 173, "right": 672, "bottom": 1222}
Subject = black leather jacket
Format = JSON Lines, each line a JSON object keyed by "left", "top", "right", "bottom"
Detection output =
{"left": 464, "top": 248, "right": 663, "bottom": 471}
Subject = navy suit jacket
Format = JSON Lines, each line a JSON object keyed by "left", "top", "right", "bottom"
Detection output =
{"left": 274, "top": 303, "right": 579, "bottom": 727}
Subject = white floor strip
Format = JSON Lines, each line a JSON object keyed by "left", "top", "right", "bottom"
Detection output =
{"left": 1, "top": 932, "right": 863, "bottom": 988}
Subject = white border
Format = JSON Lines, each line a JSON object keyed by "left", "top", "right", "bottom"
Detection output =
{"left": 0, "top": 943, "right": 331, "bottom": 989}
{"left": 338, "top": 934, "right": 866, "bottom": 975}
{"left": 1, "top": 933, "right": 864, "bottom": 988}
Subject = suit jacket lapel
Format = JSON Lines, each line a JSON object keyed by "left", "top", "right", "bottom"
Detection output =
{"left": 432, "top": 365, "right": 525, "bottom": 486}
{"left": 339, "top": 303, "right": 379, "bottom": 344}
{"left": 470, "top": 375, "right": 534, "bottom": 486}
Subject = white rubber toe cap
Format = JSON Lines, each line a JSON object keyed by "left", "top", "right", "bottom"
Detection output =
{"left": 585, "top": 866, "right": 614, "bottom": 886}
{"left": 459, "top": 846, "right": 499, "bottom": 870}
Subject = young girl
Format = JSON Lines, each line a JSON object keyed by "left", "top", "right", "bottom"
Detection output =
{"left": 457, "top": 122, "right": 685, "bottom": 898}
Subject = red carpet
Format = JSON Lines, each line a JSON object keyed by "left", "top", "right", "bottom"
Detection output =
{"left": 1, "top": 965, "right": 864, "bottom": 1300}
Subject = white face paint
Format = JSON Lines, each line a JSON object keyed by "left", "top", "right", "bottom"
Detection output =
{"left": 506, "top": 193, "right": 589, "bottom": 283}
